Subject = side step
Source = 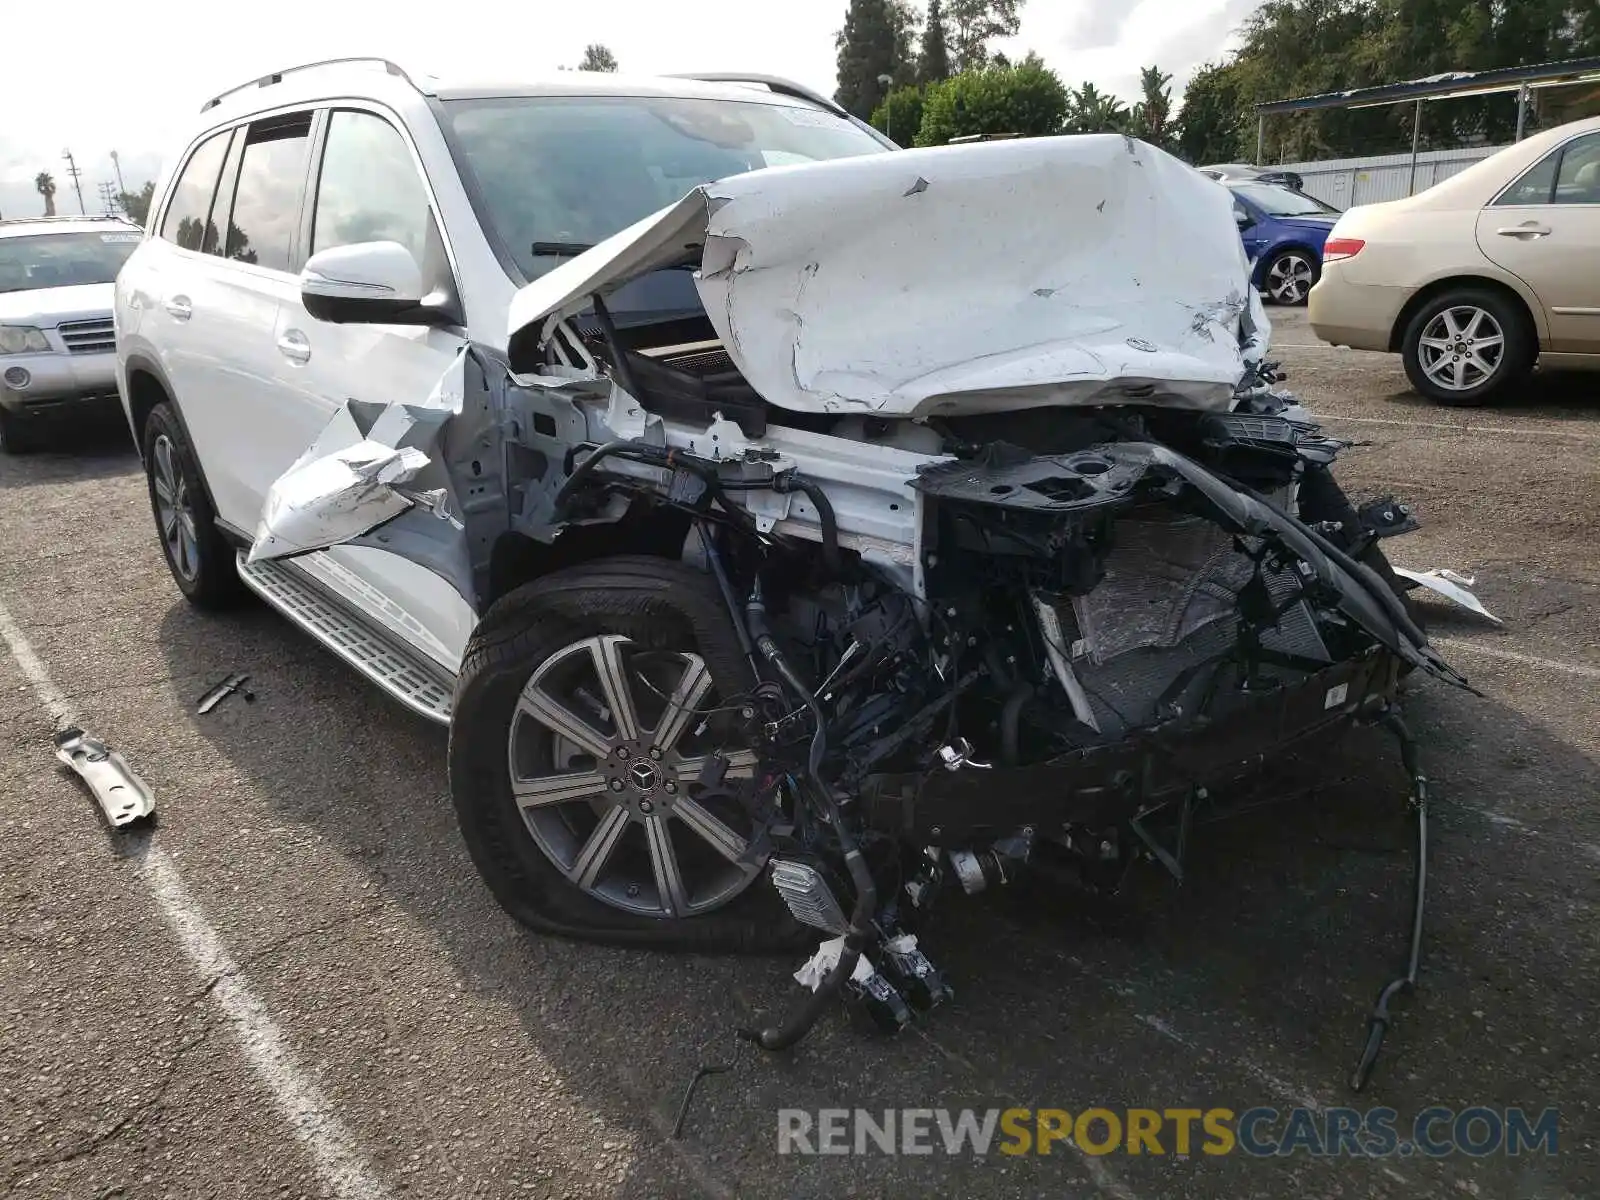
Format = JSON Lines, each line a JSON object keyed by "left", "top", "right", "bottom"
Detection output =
{"left": 235, "top": 553, "right": 454, "bottom": 726}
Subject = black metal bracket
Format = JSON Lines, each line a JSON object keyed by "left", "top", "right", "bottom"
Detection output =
{"left": 1350, "top": 707, "right": 1429, "bottom": 1091}
{"left": 1129, "top": 786, "right": 1199, "bottom": 883}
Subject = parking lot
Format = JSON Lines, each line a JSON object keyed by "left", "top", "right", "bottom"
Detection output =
{"left": 2, "top": 308, "right": 1597, "bottom": 1199}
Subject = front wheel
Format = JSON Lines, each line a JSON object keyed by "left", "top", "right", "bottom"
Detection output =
{"left": 1401, "top": 288, "right": 1534, "bottom": 406}
{"left": 1263, "top": 249, "right": 1318, "bottom": 306}
{"left": 141, "top": 402, "right": 246, "bottom": 609}
{"left": 448, "top": 557, "right": 802, "bottom": 952}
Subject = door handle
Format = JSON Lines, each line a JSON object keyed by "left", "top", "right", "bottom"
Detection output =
{"left": 276, "top": 330, "right": 311, "bottom": 364}
{"left": 1496, "top": 224, "right": 1552, "bottom": 239}
{"left": 164, "top": 295, "right": 193, "bottom": 320}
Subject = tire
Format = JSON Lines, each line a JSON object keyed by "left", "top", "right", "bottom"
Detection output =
{"left": 0, "top": 407, "right": 37, "bottom": 455}
{"left": 1263, "top": 248, "right": 1318, "bottom": 306}
{"left": 448, "top": 556, "right": 803, "bottom": 953}
{"left": 141, "top": 402, "right": 247, "bottom": 609}
{"left": 1401, "top": 288, "right": 1534, "bottom": 407}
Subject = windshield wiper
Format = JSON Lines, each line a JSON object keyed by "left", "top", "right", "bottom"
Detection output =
{"left": 531, "top": 241, "right": 704, "bottom": 269}
{"left": 531, "top": 241, "right": 596, "bottom": 257}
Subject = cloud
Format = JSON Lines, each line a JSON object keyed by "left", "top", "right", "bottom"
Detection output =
{"left": 1068, "top": 6, "right": 1138, "bottom": 53}
{"left": 1011, "top": 0, "right": 1254, "bottom": 103}
{"left": 0, "top": 0, "right": 1260, "bottom": 222}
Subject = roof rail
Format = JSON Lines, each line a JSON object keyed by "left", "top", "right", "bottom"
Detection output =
{"left": 667, "top": 73, "right": 849, "bottom": 118}
{"left": 201, "top": 57, "right": 418, "bottom": 113}
{"left": 0, "top": 214, "right": 139, "bottom": 226}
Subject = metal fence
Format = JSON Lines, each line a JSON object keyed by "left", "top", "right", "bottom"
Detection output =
{"left": 1277, "top": 145, "right": 1507, "bottom": 209}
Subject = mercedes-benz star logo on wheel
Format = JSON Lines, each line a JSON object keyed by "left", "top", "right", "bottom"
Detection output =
{"left": 629, "top": 760, "right": 660, "bottom": 792}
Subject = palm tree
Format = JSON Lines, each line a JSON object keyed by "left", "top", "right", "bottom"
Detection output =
{"left": 35, "top": 172, "right": 57, "bottom": 217}
{"left": 1065, "top": 83, "right": 1130, "bottom": 134}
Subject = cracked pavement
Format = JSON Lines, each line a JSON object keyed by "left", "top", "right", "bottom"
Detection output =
{"left": 1, "top": 310, "right": 1597, "bottom": 1199}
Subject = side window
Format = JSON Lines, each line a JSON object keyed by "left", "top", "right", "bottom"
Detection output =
{"left": 224, "top": 113, "right": 313, "bottom": 271}
{"left": 311, "top": 110, "right": 432, "bottom": 263}
{"left": 1495, "top": 151, "right": 1559, "bottom": 206}
{"left": 1553, "top": 134, "right": 1600, "bottom": 204}
{"left": 159, "top": 132, "right": 231, "bottom": 250}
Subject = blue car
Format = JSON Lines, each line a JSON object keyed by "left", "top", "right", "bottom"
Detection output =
{"left": 1226, "top": 180, "right": 1342, "bottom": 306}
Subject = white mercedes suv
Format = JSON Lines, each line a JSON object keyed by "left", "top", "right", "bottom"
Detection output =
{"left": 116, "top": 56, "right": 1463, "bottom": 1053}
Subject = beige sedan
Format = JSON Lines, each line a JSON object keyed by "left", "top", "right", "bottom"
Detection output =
{"left": 1309, "top": 114, "right": 1600, "bottom": 405}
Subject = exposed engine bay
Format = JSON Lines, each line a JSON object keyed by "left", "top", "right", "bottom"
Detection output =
{"left": 248, "top": 136, "right": 1486, "bottom": 1092}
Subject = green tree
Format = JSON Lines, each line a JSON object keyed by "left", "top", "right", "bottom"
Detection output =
{"left": 870, "top": 84, "right": 926, "bottom": 144}
{"left": 946, "top": 0, "right": 1024, "bottom": 72}
{"left": 577, "top": 43, "right": 618, "bottom": 72}
{"left": 35, "top": 172, "right": 56, "bottom": 217}
{"left": 119, "top": 181, "right": 156, "bottom": 225}
{"left": 1176, "top": 61, "right": 1249, "bottom": 163}
{"left": 1173, "top": 0, "right": 1598, "bottom": 166}
{"left": 918, "top": 0, "right": 951, "bottom": 82}
{"left": 915, "top": 58, "right": 1068, "bottom": 145}
{"left": 835, "top": 0, "right": 918, "bottom": 118}
{"left": 1129, "top": 65, "right": 1175, "bottom": 148}
{"left": 1063, "top": 82, "right": 1130, "bottom": 134}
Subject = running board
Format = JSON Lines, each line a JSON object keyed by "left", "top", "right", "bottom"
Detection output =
{"left": 235, "top": 553, "right": 454, "bottom": 726}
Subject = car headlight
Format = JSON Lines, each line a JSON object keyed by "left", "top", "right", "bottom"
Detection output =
{"left": 0, "top": 326, "right": 51, "bottom": 355}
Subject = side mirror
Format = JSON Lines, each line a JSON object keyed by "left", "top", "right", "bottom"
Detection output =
{"left": 300, "top": 241, "right": 446, "bottom": 326}
{"left": 1234, "top": 209, "right": 1254, "bottom": 229}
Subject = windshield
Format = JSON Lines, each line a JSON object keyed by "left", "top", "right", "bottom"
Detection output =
{"left": 438, "top": 94, "right": 888, "bottom": 282}
{"left": 1231, "top": 183, "right": 1339, "bottom": 217}
{"left": 0, "top": 230, "right": 142, "bottom": 293}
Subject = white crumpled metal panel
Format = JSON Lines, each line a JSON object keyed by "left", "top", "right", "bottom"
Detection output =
{"left": 508, "top": 134, "right": 1264, "bottom": 418}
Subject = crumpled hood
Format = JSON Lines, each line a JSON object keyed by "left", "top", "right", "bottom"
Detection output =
{"left": 508, "top": 135, "right": 1268, "bottom": 417}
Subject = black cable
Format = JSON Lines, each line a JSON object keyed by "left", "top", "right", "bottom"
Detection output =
{"left": 697, "top": 520, "right": 761, "bottom": 681}
{"left": 588, "top": 293, "right": 646, "bottom": 401}
{"left": 740, "top": 578, "right": 879, "bottom": 1051}
{"left": 773, "top": 474, "right": 842, "bottom": 576}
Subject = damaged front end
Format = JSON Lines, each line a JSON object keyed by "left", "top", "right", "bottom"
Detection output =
{"left": 250, "top": 135, "right": 1484, "bottom": 1090}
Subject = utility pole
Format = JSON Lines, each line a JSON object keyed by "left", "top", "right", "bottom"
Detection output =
{"left": 110, "top": 149, "right": 128, "bottom": 198}
{"left": 62, "top": 149, "right": 86, "bottom": 214}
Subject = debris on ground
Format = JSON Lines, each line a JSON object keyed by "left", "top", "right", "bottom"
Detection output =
{"left": 197, "top": 672, "right": 253, "bottom": 714}
{"left": 52, "top": 726, "right": 156, "bottom": 828}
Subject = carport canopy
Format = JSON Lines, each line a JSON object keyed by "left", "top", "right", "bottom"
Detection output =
{"left": 1253, "top": 54, "right": 1600, "bottom": 194}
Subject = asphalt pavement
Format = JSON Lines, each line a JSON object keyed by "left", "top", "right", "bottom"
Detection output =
{"left": 2, "top": 309, "right": 1597, "bottom": 1199}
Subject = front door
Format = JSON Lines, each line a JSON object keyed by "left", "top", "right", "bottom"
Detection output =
{"left": 272, "top": 105, "right": 475, "bottom": 668}
{"left": 1477, "top": 130, "right": 1600, "bottom": 354}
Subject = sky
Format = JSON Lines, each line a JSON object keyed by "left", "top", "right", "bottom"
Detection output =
{"left": 0, "top": 0, "right": 1257, "bottom": 221}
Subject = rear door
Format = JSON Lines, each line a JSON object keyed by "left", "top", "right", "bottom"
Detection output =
{"left": 1477, "top": 131, "right": 1600, "bottom": 353}
{"left": 133, "top": 127, "right": 234, "bottom": 477}
{"left": 276, "top": 105, "right": 475, "bottom": 669}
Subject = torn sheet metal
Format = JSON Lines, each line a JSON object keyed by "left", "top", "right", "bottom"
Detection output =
{"left": 248, "top": 439, "right": 428, "bottom": 563}
{"left": 507, "top": 135, "right": 1262, "bottom": 417}
{"left": 53, "top": 727, "right": 155, "bottom": 828}
{"left": 1393, "top": 568, "right": 1504, "bottom": 627}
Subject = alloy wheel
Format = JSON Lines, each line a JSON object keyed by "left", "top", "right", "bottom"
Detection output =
{"left": 1417, "top": 306, "right": 1505, "bottom": 393}
{"left": 152, "top": 434, "right": 201, "bottom": 582}
{"left": 1267, "top": 252, "right": 1315, "bottom": 305}
{"left": 507, "top": 634, "right": 765, "bottom": 919}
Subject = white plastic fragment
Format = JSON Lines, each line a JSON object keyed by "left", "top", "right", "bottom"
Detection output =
{"left": 793, "top": 936, "right": 875, "bottom": 992}
{"left": 1393, "top": 567, "right": 1504, "bottom": 627}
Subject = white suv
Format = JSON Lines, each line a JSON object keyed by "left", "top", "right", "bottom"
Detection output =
{"left": 117, "top": 57, "right": 1462, "bottom": 1047}
{"left": 2, "top": 215, "right": 142, "bottom": 453}
{"left": 116, "top": 58, "right": 888, "bottom": 672}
